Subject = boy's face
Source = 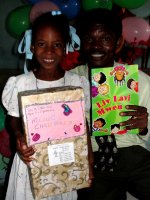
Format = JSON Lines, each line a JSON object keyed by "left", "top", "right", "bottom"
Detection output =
{"left": 82, "top": 24, "right": 118, "bottom": 68}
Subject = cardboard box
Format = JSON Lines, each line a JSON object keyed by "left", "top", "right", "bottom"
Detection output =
{"left": 19, "top": 86, "right": 90, "bottom": 199}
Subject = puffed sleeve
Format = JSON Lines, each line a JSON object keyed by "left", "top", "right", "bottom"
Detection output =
{"left": 80, "top": 76, "right": 90, "bottom": 111}
{"left": 2, "top": 76, "right": 20, "bottom": 117}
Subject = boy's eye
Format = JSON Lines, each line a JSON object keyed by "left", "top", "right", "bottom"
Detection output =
{"left": 84, "top": 35, "right": 93, "bottom": 43}
{"left": 101, "top": 36, "right": 114, "bottom": 43}
{"left": 103, "top": 37, "right": 110, "bottom": 41}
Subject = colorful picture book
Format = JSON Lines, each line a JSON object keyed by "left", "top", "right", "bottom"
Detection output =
{"left": 91, "top": 64, "right": 139, "bottom": 136}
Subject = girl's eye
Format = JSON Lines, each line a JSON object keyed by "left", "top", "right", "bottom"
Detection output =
{"left": 53, "top": 42, "right": 63, "bottom": 48}
{"left": 37, "top": 42, "right": 45, "bottom": 48}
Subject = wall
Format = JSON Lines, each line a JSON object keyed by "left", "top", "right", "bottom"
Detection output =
{"left": 0, "top": 0, "right": 150, "bottom": 71}
{"left": 0, "top": 0, "right": 24, "bottom": 70}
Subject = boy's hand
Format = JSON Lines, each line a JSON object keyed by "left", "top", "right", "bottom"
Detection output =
{"left": 16, "top": 133, "right": 36, "bottom": 165}
{"left": 119, "top": 105, "right": 148, "bottom": 131}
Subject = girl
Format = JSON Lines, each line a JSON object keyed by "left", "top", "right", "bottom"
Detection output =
{"left": 2, "top": 12, "right": 93, "bottom": 200}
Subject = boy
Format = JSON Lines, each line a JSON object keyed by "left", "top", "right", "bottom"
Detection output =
{"left": 71, "top": 8, "right": 150, "bottom": 200}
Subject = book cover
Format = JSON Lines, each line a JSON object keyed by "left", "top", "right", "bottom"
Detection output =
{"left": 91, "top": 64, "right": 139, "bottom": 136}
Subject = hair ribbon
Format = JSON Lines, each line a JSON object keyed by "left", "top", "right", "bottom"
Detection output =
{"left": 18, "top": 29, "right": 33, "bottom": 74}
{"left": 68, "top": 25, "right": 80, "bottom": 52}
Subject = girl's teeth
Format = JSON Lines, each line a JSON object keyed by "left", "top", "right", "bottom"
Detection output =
{"left": 44, "top": 59, "right": 54, "bottom": 63}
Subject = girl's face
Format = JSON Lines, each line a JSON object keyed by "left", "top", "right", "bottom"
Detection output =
{"left": 82, "top": 24, "right": 118, "bottom": 68}
{"left": 31, "top": 25, "right": 65, "bottom": 71}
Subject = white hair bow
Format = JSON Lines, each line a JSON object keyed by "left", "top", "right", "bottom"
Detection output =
{"left": 18, "top": 29, "right": 33, "bottom": 74}
{"left": 67, "top": 25, "right": 80, "bottom": 53}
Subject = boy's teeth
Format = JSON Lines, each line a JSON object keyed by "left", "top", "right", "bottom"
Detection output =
{"left": 91, "top": 53, "right": 104, "bottom": 57}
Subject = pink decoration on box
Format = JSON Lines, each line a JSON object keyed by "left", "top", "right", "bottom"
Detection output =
{"left": 25, "top": 100, "right": 85, "bottom": 145}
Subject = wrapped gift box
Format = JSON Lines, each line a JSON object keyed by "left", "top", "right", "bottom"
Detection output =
{"left": 19, "top": 86, "right": 90, "bottom": 199}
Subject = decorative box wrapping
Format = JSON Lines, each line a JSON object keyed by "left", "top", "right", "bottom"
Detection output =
{"left": 18, "top": 86, "right": 90, "bottom": 200}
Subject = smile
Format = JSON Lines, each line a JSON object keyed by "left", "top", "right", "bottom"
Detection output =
{"left": 91, "top": 53, "right": 104, "bottom": 58}
{"left": 43, "top": 59, "right": 54, "bottom": 63}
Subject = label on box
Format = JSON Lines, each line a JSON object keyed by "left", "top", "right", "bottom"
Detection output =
{"left": 48, "top": 142, "right": 75, "bottom": 166}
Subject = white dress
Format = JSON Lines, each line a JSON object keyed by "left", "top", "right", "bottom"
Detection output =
{"left": 2, "top": 71, "right": 90, "bottom": 200}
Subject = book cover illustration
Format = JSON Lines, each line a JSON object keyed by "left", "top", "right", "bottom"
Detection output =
{"left": 91, "top": 64, "right": 139, "bottom": 136}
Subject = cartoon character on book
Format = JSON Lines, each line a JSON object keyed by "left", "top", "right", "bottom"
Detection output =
{"left": 98, "top": 83, "right": 109, "bottom": 95}
{"left": 127, "top": 78, "right": 138, "bottom": 93}
{"left": 110, "top": 65, "right": 129, "bottom": 86}
{"left": 92, "top": 72, "right": 106, "bottom": 86}
{"left": 111, "top": 124, "right": 127, "bottom": 135}
{"left": 92, "top": 72, "right": 109, "bottom": 97}
{"left": 92, "top": 118, "right": 108, "bottom": 133}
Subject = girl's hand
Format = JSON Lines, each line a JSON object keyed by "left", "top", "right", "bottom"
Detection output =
{"left": 16, "top": 133, "right": 36, "bottom": 165}
{"left": 119, "top": 105, "right": 148, "bottom": 133}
